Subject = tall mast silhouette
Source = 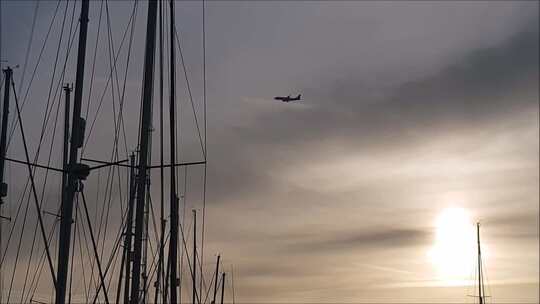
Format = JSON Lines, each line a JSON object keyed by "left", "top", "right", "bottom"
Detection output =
{"left": 0, "top": 2, "right": 216, "bottom": 303}
{"left": 168, "top": 0, "right": 180, "bottom": 302}
{"left": 476, "top": 223, "right": 485, "bottom": 304}
{"left": 56, "top": 0, "right": 90, "bottom": 302}
{"left": 130, "top": 0, "right": 158, "bottom": 303}
{"left": 0, "top": 67, "right": 12, "bottom": 206}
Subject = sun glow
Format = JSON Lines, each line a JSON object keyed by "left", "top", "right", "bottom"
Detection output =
{"left": 428, "top": 207, "right": 476, "bottom": 282}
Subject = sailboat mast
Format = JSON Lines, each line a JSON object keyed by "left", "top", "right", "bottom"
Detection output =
{"left": 130, "top": 0, "right": 158, "bottom": 303}
{"left": 220, "top": 272, "right": 226, "bottom": 304}
{"left": 155, "top": 0, "right": 165, "bottom": 302}
{"left": 0, "top": 67, "right": 13, "bottom": 303}
{"left": 61, "top": 84, "right": 71, "bottom": 215}
{"left": 193, "top": 209, "right": 197, "bottom": 304}
{"left": 477, "top": 222, "right": 483, "bottom": 304}
{"left": 0, "top": 67, "right": 12, "bottom": 304}
{"left": 168, "top": 0, "right": 180, "bottom": 302}
{"left": 120, "top": 153, "right": 137, "bottom": 304}
{"left": 56, "top": 0, "right": 90, "bottom": 302}
{"left": 212, "top": 254, "right": 221, "bottom": 304}
{"left": 0, "top": 67, "right": 12, "bottom": 206}
{"left": 231, "top": 265, "right": 236, "bottom": 304}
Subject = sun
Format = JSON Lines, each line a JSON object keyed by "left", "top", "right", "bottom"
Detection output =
{"left": 428, "top": 207, "right": 476, "bottom": 282}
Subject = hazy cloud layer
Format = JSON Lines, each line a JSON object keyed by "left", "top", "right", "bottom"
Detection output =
{"left": 0, "top": 1, "right": 538, "bottom": 303}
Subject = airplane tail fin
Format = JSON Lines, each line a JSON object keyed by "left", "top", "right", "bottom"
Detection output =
{"left": 296, "top": 94, "right": 301, "bottom": 99}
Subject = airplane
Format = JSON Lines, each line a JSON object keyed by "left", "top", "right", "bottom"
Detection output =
{"left": 274, "top": 94, "right": 301, "bottom": 102}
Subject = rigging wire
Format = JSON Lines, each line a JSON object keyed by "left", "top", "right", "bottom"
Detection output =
{"left": 19, "top": 1, "right": 82, "bottom": 299}
{"left": 202, "top": 263, "right": 216, "bottom": 304}
{"left": 77, "top": 191, "right": 100, "bottom": 303}
{"left": 179, "top": 166, "right": 188, "bottom": 302}
{"left": 81, "top": 0, "right": 137, "bottom": 155}
{"left": 6, "top": 174, "right": 32, "bottom": 303}
{"left": 3, "top": 1, "right": 211, "bottom": 302}
{"left": 195, "top": 240, "right": 210, "bottom": 304}
{"left": 19, "top": 1, "right": 70, "bottom": 299}
{"left": 9, "top": 26, "right": 69, "bottom": 294}
{"left": 4, "top": 78, "right": 63, "bottom": 302}
{"left": 140, "top": 194, "right": 164, "bottom": 298}
{"left": 115, "top": 0, "right": 140, "bottom": 163}
{"left": 79, "top": 189, "right": 111, "bottom": 304}
{"left": 96, "top": 0, "right": 132, "bottom": 272}
{"left": 22, "top": 23, "right": 81, "bottom": 303}
{"left": 6, "top": 0, "right": 62, "bottom": 149}
{"left": 172, "top": 4, "right": 209, "bottom": 299}
{"left": 80, "top": 2, "right": 137, "bottom": 293}
{"left": 87, "top": 0, "right": 116, "bottom": 271}
{"left": 174, "top": 27, "right": 204, "bottom": 157}
{"left": 0, "top": 2, "right": 79, "bottom": 274}
{"left": 68, "top": 196, "right": 79, "bottom": 304}
{"left": 1, "top": 2, "right": 88, "bottom": 299}
{"left": 179, "top": 215, "right": 201, "bottom": 304}
{"left": 89, "top": 176, "right": 133, "bottom": 303}
{"left": 10, "top": 79, "right": 57, "bottom": 290}
{"left": 16, "top": 0, "right": 40, "bottom": 95}
{"left": 84, "top": 0, "right": 105, "bottom": 121}
{"left": 24, "top": 205, "right": 61, "bottom": 303}
{"left": 21, "top": 2, "right": 82, "bottom": 299}
{"left": 75, "top": 208, "right": 89, "bottom": 302}
{"left": 19, "top": 67, "right": 64, "bottom": 303}
{"left": 0, "top": 7, "right": 65, "bottom": 272}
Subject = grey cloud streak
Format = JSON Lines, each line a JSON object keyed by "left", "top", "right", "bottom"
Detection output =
{"left": 285, "top": 228, "right": 431, "bottom": 254}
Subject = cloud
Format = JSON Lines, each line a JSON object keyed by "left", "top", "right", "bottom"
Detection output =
{"left": 234, "top": 24, "right": 538, "bottom": 148}
{"left": 285, "top": 228, "right": 431, "bottom": 254}
{"left": 485, "top": 212, "right": 539, "bottom": 240}
{"left": 1, "top": 2, "right": 538, "bottom": 302}
{"left": 207, "top": 20, "right": 539, "bottom": 206}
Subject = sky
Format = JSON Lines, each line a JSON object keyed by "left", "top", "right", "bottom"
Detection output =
{"left": 0, "top": 1, "right": 538, "bottom": 303}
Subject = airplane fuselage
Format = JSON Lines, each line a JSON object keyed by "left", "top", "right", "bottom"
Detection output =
{"left": 273, "top": 94, "right": 301, "bottom": 102}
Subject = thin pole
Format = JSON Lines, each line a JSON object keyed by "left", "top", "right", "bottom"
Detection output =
{"left": 130, "top": 0, "right": 158, "bottom": 302}
{"left": 220, "top": 273, "right": 225, "bottom": 304}
{"left": 0, "top": 67, "right": 12, "bottom": 205}
{"left": 63, "top": 83, "right": 72, "bottom": 303}
{"left": 56, "top": 0, "right": 90, "bottom": 302}
{"left": 192, "top": 209, "right": 197, "bottom": 304}
{"left": 155, "top": 0, "right": 165, "bottom": 302}
{"left": 168, "top": 0, "right": 180, "bottom": 302}
{"left": 231, "top": 265, "right": 235, "bottom": 304}
{"left": 0, "top": 67, "right": 12, "bottom": 304}
{"left": 212, "top": 255, "right": 220, "bottom": 304}
{"left": 477, "top": 222, "right": 483, "bottom": 304}
{"left": 179, "top": 168, "right": 188, "bottom": 302}
{"left": 61, "top": 84, "right": 71, "bottom": 211}
{"left": 121, "top": 153, "right": 136, "bottom": 304}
